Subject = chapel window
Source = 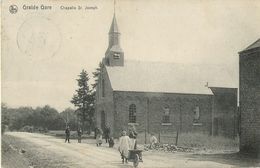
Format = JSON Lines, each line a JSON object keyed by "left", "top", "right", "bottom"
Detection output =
{"left": 129, "top": 104, "right": 137, "bottom": 123}
{"left": 193, "top": 106, "right": 200, "bottom": 123}
{"left": 162, "top": 105, "right": 170, "bottom": 123}
{"left": 113, "top": 53, "right": 120, "bottom": 59}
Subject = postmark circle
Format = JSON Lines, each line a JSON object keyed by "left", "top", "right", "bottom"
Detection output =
{"left": 9, "top": 5, "right": 18, "bottom": 14}
{"left": 17, "top": 16, "right": 61, "bottom": 61}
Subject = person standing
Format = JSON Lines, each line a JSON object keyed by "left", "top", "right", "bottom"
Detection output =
{"left": 96, "top": 128, "right": 103, "bottom": 146}
{"left": 118, "top": 131, "right": 130, "bottom": 164}
{"left": 108, "top": 137, "right": 115, "bottom": 148}
{"left": 104, "top": 126, "right": 111, "bottom": 143}
{"left": 94, "top": 127, "right": 98, "bottom": 139}
{"left": 65, "top": 126, "right": 70, "bottom": 143}
{"left": 77, "top": 128, "right": 82, "bottom": 143}
{"left": 149, "top": 133, "right": 158, "bottom": 149}
{"left": 129, "top": 127, "right": 137, "bottom": 149}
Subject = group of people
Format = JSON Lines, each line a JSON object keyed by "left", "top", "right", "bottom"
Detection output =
{"left": 118, "top": 127, "right": 138, "bottom": 163}
{"left": 65, "top": 125, "right": 82, "bottom": 143}
{"left": 64, "top": 125, "right": 158, "bottom": 164}
{"left": 95, "top": 126, "right": 114, "bottom": 147}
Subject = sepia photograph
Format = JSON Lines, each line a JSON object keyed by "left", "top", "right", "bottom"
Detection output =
{"left": 1, "top": 0, "right": 260, "bottom": 167}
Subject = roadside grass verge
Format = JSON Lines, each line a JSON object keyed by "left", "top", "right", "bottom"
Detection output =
{"left": 140, "top": 132, "right": 239, "bottom": 153}
{"left": 1, "top": 134, "right": 31, "bottom": 168}
{"left": 178, "top": 133, "right": 239, "bottom": 151}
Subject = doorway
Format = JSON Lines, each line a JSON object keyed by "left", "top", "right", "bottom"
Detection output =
{"left": 101, "top": 111, "right": 106, "bottom": 131}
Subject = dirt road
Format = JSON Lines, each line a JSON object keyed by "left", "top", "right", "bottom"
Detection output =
{"left": 3, "top": 132, "right": 259, "bottom": 168}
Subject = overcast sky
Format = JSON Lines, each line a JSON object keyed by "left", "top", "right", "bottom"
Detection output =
{"left": 2, "top": 0, "right": 260, "bottom": 112}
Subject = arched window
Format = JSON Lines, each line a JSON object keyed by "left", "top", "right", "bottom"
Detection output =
{"left": 129, "top": 104, "right": 137, "bottom": 123}
{"left": 162, "top": 105, "right": 170, "bottom": 123}
{"left": 193, "top": 106, "right": 200, "bottom": 123}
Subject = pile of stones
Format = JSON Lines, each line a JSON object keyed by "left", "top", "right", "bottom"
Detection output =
{"left": 144, "top": 143, "right": 193, "bottom": 153}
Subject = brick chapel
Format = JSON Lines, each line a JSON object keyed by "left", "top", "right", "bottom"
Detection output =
{"left": 95, "top": 14, "right": 238, "bottom": 140}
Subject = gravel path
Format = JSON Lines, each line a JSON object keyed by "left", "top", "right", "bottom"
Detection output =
{"left": 2, "top": 132, "right": 259, "bottom": 168}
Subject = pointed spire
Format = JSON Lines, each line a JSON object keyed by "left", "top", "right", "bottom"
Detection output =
{"left": 109, "top": 14, "right": 120, "bottom": 34}
{"left": 104, "top": 5, "right": 124, "bottom": 67}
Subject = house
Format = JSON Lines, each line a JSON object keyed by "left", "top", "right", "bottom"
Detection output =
{"left": 95, "top": 14, "right": 238, "bottom": 141}
{"left": 239, "top": 38, "right": 260, "bottom": 156}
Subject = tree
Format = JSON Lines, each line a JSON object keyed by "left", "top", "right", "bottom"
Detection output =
{"left": 92, "top": 62, "right": 102, "bottom": 91}
{"left": 1, "top": 103, "right": 9, "bottom": 133}
{"left": 60, "top": 108, "right": 77, "bottom": 130}
{"left": 8, "top": 106, "right": 34, "bottom": 131}
{"left": 71, "top": 70, "right": 94, "bottom": 134}
{"left": 91, "top": 62, "right": 102, "bottom": 127}
{"left": 26, "top": 105, "right": 59, "bottom": 130}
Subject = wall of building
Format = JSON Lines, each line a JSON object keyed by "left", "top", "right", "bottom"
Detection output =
{"left": 95, "top": 65, "right": 238, "bottom": 143}
{"left": 239, "top": 48, "right": 260, "bottom": 156}
{"left": 113, "top": 91, "right": 213, "bottom": 139}
{"left": 95, "top": 65, "right": 115, "bottom": 134}
{"left": 210, "top": 87, "right": 238, "bottom": 138}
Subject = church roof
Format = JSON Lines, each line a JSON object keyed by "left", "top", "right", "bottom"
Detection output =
{"left": 241, "top": 38, "right": 260, "bottom": 52}
{"left": 109, "top": 14, "right": 120, "bottom": 34}
{"left": 106, "top": 60, "right": 238, "bottom": 95}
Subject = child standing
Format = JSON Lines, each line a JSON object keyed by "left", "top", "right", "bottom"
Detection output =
{"left": 118, "top": 131, "right": 130, "bottom": 163}
{"left": 96, "top": 128, "right": 103, "bottom": 146}
{"left": 149, "top": 133, "right": 158, "bottom": 149}
{"left": 108, "top": 137, "right": 115, "bottom": 148}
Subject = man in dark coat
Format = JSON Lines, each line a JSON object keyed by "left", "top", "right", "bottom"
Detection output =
{"left": 94, "top": 127, "right": 98, "bottom": 139}
{"left": 77, "top": 128, "right": 82, "bottom": 143}
{"left": 104, "top": 126, "right": 111, "bottom": 143}
{"left": 65, "top": 126, "right": 70, "bottom": 143}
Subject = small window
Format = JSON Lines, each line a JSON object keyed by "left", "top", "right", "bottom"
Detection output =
{"left": 162, "top": 105, "right": 170, "bottom": 123}
{"left": 129, "top": 104, "right": 137, "bottom": 123}
{"left": 193, "top": 106, "right": 200, "bottom": 123}
{"left": 113, "top": 53, "right": 120, "bottom": 59}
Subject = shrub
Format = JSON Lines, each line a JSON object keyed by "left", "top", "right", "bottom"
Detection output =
{"left": 20, "top": 125, "right": 34, "bottom": 132}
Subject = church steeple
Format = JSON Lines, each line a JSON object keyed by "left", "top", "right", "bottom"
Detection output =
{"left": 104, "top": 13, "right": 124, "bottom": 66}
{"left": 109, "top": 14, "right": 119, "bottom": 34}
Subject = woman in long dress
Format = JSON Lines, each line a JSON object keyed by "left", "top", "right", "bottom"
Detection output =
{"left": 118, "top": 131, "right": 131, "bottom": 163}
{"left": 96, "top": 128, "right": 103, "bottom": 146}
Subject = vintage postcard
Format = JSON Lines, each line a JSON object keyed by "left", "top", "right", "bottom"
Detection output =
{"left": 1, "top": 0, "right": 260, "bottom": 167}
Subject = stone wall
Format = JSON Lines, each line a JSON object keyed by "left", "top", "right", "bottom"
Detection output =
{"left": 95, "top": 65, "right": 115, "bottom": 134}
{"left": 210, "top": 87, "right": 238, "bottom": 138}
{"left": 113, "top": 91, "right": 213, "bottom": 139}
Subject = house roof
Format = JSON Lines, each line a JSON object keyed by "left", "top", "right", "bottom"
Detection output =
{"left": 105, "top": 60, "right": 238, "bottom": 95}
{"left": 241, "top": 38, "right": 260, "bottom": 52}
